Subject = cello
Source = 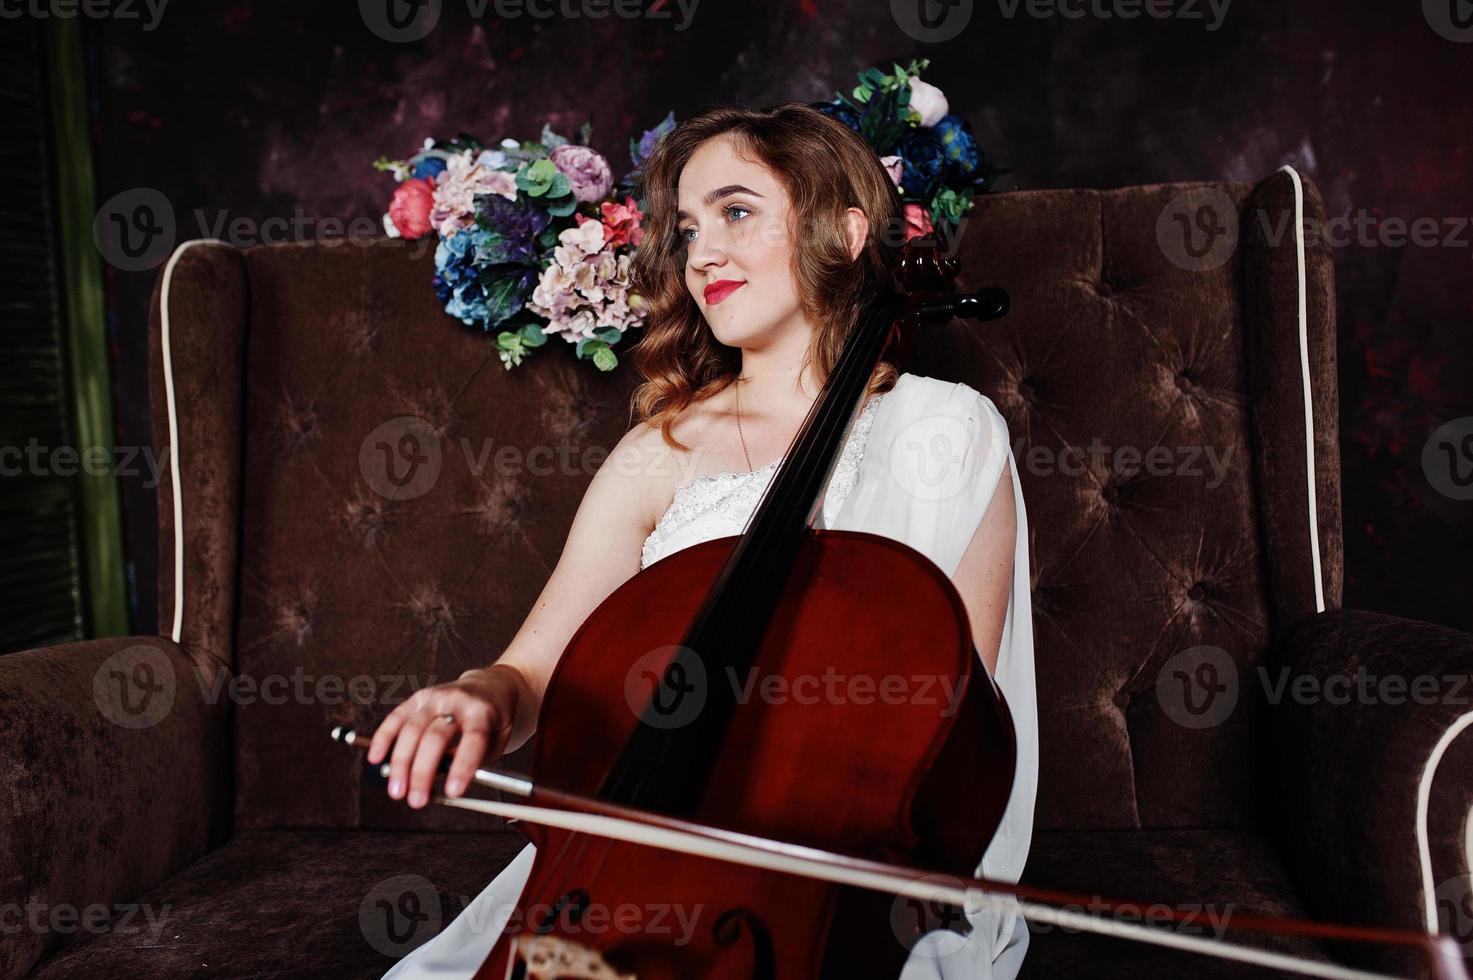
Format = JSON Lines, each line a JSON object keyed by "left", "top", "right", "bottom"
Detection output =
{"left": 336, "top": 240, "right": 1469, "bottom": 980}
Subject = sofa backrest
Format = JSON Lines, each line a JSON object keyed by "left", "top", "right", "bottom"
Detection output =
{"left": 911, "top": 172, "right": 1342, "bottom": 831}
{"left": 149, "top": 170, "right": 1341, "bottom": 834}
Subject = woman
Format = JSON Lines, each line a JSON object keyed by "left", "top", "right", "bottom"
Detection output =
{"left": 369, "top": 101, "right": 1038, "bottom": 979}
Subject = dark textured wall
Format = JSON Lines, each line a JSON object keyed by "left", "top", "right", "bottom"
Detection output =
{"left": 81, "top": 0, "right": 1472, "bottom": 636}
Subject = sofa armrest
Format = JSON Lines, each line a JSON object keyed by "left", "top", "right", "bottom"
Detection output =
{"left": 1268, "top": 608, "right": 1473, "bottom": 973}
{"left": 0, "top": 636, "right": 230, "bottom": 978}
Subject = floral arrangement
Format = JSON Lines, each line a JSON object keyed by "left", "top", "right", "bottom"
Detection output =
{"left": 374, "top": 57, "right": 1001, "bottom": 373}
{"left": 808, "top": 57, "right": 1006, "bottom": 244}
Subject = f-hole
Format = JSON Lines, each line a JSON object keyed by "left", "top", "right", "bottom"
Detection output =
{"left": 713, "top": 907, "right": 776, "bottom": 980}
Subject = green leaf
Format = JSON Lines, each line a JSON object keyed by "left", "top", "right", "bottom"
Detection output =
{"left": 518, "top": 158, "right": 558, "bottom": 196}
{"left": 483, "top": 276, "right": 527, "bottom": 327}
{"left": 593, "top": 326, "right": 622, "bottom": 344}
{"left": 519, "top": 323, "right": 548, "bottom": 347}
{"left": 576, "top": 120, "right": 593, "bottom": 145}
{"left": 545, "top": 194, "right": 577, "bottom": 218}
{"left": 592, "top": 345, "right": 618, "bottom": 371}
{"left": 496, "top": 330, "right": 529, "bottom": 368}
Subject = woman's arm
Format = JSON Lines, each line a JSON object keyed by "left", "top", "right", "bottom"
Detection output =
{"left": 493, "top": 421, "right": 676, "bottom": 748}
{"left": 368, "top": 420, "right": 678, "bottom": 808}
{"left": 950, "top": 457, "right": 1017, "bottom": 677}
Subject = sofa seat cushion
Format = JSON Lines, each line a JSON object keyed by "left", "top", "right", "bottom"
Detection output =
{"left": 1020, "top": 829, "right": 1335, "bottom": 977}
{"left": 28, "top": 828, "right": 528, "bottom": 979}
{"left": 29, "top": 827, "right": 1339, "bottom": 978}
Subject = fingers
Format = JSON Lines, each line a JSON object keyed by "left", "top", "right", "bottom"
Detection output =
{"left": 443, "top": 725, "right": 489, "bottom": 798}
{"left": 374, "top": 684, "right": 506, "bottom": 810}
{"left": 366, "top": 700, "right": 410, "bottom": 765}
{"left": 443, "top": 698, "right": 514, "bottom": 797}
{"left": 406, "top": 712, "right": 458, "bottom": 809}
{"left": 385, "top": 689, "right": 435, "bottom": 804}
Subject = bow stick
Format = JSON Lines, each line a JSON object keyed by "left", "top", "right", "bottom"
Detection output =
{"left": 331, "top": 727, "right": 1467, "bottom": 980}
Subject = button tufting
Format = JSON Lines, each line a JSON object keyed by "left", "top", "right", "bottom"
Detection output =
{"left": 1101, "top": 483, "right": 1118, "bottom": 502}
{"left": 1017, "top": 379, "right": 1034, "bottom": 400}
{"left": 1175, "top": 373, "right": 1192, "bottom": 390}
{"left": 1095, "top": 280, "right": 1114, "bottom": 297}
{"left": 1188, "top": 583, "right": 1206, "bottom": 601}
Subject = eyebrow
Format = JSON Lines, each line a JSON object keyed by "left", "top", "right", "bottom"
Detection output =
{"left": 676, "top": 184, "right": 764, "bottom": 221}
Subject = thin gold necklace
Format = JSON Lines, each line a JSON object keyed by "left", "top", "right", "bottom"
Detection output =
{"left": 735, "top": 376, "right": 753, "bottom": 473}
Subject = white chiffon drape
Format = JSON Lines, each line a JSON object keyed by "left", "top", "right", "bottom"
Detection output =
{"left": 380, "top": 372, "right": 1038, "bottom": 979}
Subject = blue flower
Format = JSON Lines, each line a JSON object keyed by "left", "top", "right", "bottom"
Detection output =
{"left": 432, "top": 230, "right": 490, "bottom": 326}
{"left": 811, "top": 100, "right": 861, "bottom": 132}
{"left": 412, "top": 156, "right": 448, "bottom": 181}
{"left": 896, "top": 128, "right": 945, "bottom": 199}
{"left": 932, "top": 114, "right": 980, "bottom": 182}
{"left": 631, "top": 110, "right": 677, "bottom": 172}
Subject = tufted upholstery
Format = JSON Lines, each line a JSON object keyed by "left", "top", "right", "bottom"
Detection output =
{"left": 5, "top": 170, "right": 1469, "bottom": 979}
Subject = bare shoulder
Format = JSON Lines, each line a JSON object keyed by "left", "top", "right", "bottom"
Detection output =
{"left": 602, "top": 401, "right": 718, "bottom": 531}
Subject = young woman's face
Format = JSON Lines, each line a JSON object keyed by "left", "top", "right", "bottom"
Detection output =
{"left": 677, "top": 134, "right": 805, "bottom": 351}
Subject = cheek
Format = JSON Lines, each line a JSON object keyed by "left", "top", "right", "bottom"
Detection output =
{"left": 743, "top": 225, "right": 795, "bottom": 288}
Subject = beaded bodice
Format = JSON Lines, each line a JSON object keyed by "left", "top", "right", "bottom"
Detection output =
{"left": 639, "top": 392, "right": 888, "bottom": 570}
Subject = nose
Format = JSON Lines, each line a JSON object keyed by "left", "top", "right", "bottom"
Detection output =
{"left": 686, "top": 225, "right": 729, "bottom": 276}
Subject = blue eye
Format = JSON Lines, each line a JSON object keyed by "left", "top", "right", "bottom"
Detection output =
{"left": 680, "top": 204, "right": 752, "bottom": 245}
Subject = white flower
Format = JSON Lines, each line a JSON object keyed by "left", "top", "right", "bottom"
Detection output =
{"left": 382, "top": 212, "right": 401, "bottom": 238}
{"left": 879, "top": 155, "right": 904, "bottom": 190}
{"left": 908, "top": 77, "right": 949, "bottom": 128}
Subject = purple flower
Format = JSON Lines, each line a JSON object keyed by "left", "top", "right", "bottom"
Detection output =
{"left": 549, "top": 144, "right": 614, "bottom": 203}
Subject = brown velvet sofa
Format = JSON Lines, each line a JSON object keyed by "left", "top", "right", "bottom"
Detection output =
{"left": 4, "top": 169, "right": 1471, "bottom": 979}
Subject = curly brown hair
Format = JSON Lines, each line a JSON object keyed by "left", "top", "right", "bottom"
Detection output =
{"left": 627, "top": 101, "right": 906, "bottom": 451}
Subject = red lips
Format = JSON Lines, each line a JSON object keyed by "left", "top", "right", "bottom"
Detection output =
{"left": 704, "top": 279, "right": 745, "bottom": 305}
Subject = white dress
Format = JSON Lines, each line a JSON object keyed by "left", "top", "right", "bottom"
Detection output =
{"left": 381, "top": 371, "right": 1038, "bottom": 979}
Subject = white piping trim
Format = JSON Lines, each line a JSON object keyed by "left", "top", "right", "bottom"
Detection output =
{"left": 1418, "top": 711, "right": 1473, "bottom": 931}
{"left": 158, "top": 238, "right": 230, "bottom": 644}
{"left": 1277, "top": 165, "right": 1326, "bottom": 615}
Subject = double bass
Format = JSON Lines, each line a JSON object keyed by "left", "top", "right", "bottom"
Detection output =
{"left": 335, "top": 241, "right": 1468, "bottom": 980}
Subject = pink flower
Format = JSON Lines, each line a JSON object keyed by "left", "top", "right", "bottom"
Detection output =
{"left": 386, "top": 178, "right": 435, "bottom": 239}
{"left": 903, "top": 203, "right": 934, "bottom": 242}
{"left": 429, "top": 151, "right": 518, "bottom": 238}
{"left": 576, "top": 195, "right": 645, "bottom": 248}
{"left": 549, "top": 144, "right": 614, "bottom": 204}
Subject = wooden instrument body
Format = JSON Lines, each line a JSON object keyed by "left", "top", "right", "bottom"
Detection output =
{"left": 476, "top": 529, "right": 1017, "bottom": 978}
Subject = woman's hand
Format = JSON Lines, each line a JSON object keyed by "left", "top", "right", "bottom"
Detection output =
{"left": 366, "top": 663, "right": 529, "bottom": 809}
